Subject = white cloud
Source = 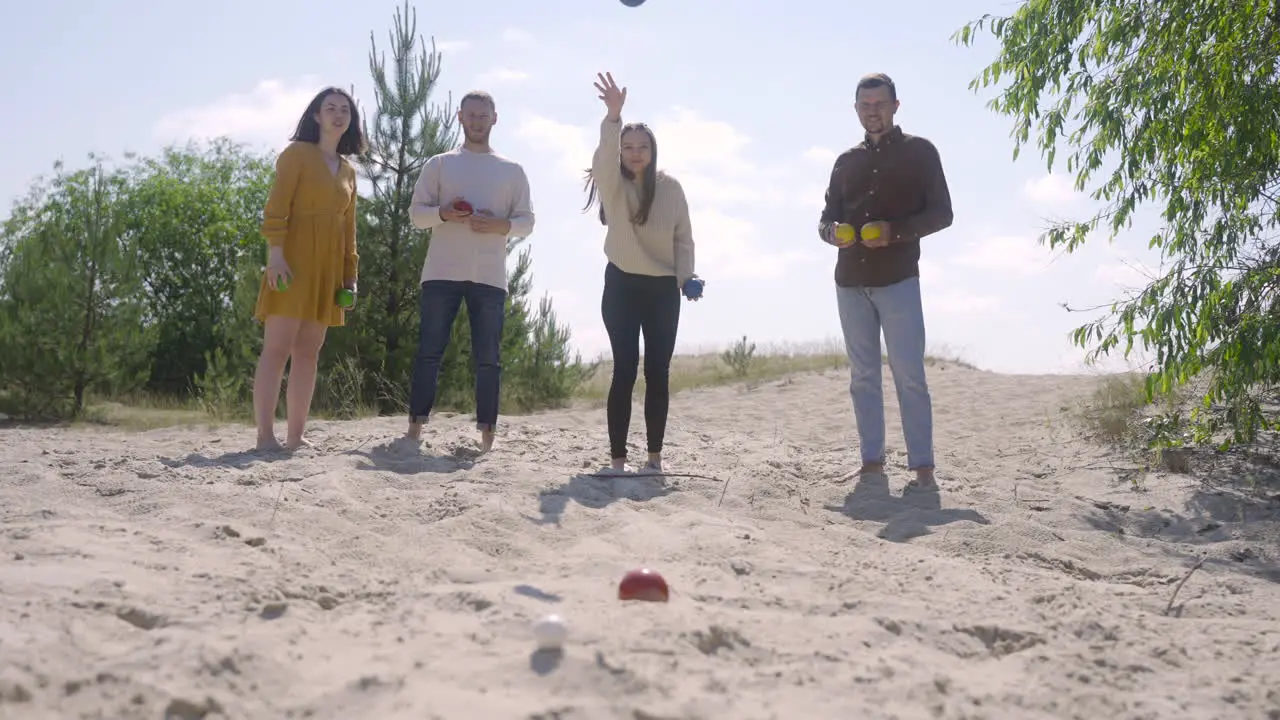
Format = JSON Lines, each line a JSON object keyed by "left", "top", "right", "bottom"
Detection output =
{"left": 926, "top": 290, "right": 1002, "bottom": 315}
{"left": 516, "top": 108, "right": 806, "bottom": 280}
{"left": 803, "top": 146, "right": 837, "bottom": 166}
{"left": 1023, "top": 172, "right": 1081, "bottom": 206}
{"left": 918, "top": 259, "right": 1002, "bottom": 315}
{"left": 501, "top": 28, "right": 533, "bottom": 44}
{"left": 517, "top": 107, "right": 819, "bottom": 279}
{"left": 515, "top": 114, "right": 592, "bottom": 177}
{"left": 649, "top": 107, "right": 754, "bottom": 176}
{"left": 478, "top": 67, "right": 531, "bottom": 84}
{"left": 950, "top": 234, "right": 1048, "bottom": 276}
{"left": 689, "top": 208, "right": 804, "bottom": 279}
{"left": 153, "top": 77, "right": 325, "bottom": 148}
{"left": 434, "top": 39, "right": 471, "bottom": 54}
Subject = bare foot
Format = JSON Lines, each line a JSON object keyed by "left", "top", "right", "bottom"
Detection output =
{"left": 406, "top": 422, "right": 424, "bottom": 441}
{"left": 285, "top": 437, "right": 314, "bottom": 451}
{"left": 858, "top": 462, "right": 885, "bottom": 476}
{"left": 905, "top": 468, "right": 938, "bottom": 492}
{"left": 480, "top": 428, "right": 495, "bottom": 453}
{"left": 256, "top": 436, "right": 283, "bottom": 452}
{"left": 610, "top": 457, "right": 627, "bottom": 472}
{"left": 639, "top": 453, "right": 662, "bottom": 474}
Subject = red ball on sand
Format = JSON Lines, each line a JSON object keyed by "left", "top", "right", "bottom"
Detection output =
{"left": 617, "top": 568, "right": 669, "bottom": 602}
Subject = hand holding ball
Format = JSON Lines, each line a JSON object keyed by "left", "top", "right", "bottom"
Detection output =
{"left": 861, "top": 223, "right": 882, "bottom": 241}
{"left": 834, "top": 223, "right": 856, "bottom": 244}
{"left": 682, "top": 277, "right": 704, "bottom": 300}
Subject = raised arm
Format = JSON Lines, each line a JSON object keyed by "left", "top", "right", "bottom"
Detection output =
{"left": 408, "top": 155, "right": 446, "bottom": 230}
{"left": 889, "top": 139, "right": 954, "bottom": 242}
{"left": 672, "top": 179, "right": 696, "bottom": 285}
{"left": 260, "top": 143, "right": 304, "bottom": 247}
{"left": 590, "top": 72, "right": 628, "bottom": 196}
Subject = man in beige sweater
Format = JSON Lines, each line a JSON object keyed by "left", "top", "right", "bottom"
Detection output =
{"left": 405, "top": 90, "right": 535, "bottom": 452}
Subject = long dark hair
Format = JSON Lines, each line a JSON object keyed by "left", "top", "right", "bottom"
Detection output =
{"left": 582, "top": 122, "right": 658, "bottom": 226}
{"left": 291, "top": 86, "right": 368, "bottom": 156}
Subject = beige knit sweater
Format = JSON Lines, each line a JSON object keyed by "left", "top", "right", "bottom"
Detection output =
{"left": 592, "top": 116, "right": 696, "bottom": 285}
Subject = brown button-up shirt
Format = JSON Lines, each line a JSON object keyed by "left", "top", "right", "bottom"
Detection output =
{"left": 818, "top": 126, "right": 954, "bottom": 287}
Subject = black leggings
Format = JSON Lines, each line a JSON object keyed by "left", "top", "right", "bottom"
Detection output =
{"left": 601, "top": 262, "right": 681, "bottom": 460}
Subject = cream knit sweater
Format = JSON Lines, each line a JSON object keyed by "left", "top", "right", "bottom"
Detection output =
{"left": 592, "top": 116, "right": 696, "bottom": 285}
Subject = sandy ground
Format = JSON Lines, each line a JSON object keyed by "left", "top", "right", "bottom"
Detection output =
{"left": 2, "top": 363, "right": 1279, "bottom": 719}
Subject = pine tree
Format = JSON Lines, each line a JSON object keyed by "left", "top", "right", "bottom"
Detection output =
{"left": 337, "top": 0, "right": 458, "bottom": 412}
{"left": 315, "top": 0, "right": 590, "bottom": 419}
{"left": 0, "top": 159, "right": 150, "bottom": 419}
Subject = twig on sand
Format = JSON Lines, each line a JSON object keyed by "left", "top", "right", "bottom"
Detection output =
{"left": 1164, "top": 555, "right": 1207, "bottom": 616}
{"left": 269, "top": 480, "right": 286, "bottom": 527}
{"left": 583, "top": 471, "right": 721, "bottom": 481}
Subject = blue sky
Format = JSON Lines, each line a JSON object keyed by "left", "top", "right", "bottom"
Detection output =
{"left": 5, "top": 0, "right": 1164, "bottom": 374}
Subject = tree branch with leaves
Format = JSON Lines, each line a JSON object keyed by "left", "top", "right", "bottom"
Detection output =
{"left": 955, "top": 0, "right": 1280, "bottom": 449}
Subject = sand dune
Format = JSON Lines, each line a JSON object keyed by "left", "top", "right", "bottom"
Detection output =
{"left": 2, "top": 363, "right": 1279, "bottom": 719}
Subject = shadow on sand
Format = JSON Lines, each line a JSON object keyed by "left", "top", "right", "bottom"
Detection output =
{"left": 1079, "top": 460, "right": 1280, "bottom": 585}
{"left": 530, "top": 472, "right": 674, "bottom": 525}
{"left": 158, "top": 448, "right": 292, "bottom": 470}
{"left": 823, "top": 472, "right": 990, "bottom": 542}
{"left": 348, "top": 440, "right": 480, "bottom": 476}
{"left": 529, "top": 648, "right": 563, "bottom": 676}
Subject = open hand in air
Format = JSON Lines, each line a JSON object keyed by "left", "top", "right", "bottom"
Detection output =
{"left": 595, "top": 72, "right": 626, "bottom": 119}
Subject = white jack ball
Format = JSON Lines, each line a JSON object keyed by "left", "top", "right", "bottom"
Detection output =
{"left": 532, "top": 614, "right": 568, "bottom": 650}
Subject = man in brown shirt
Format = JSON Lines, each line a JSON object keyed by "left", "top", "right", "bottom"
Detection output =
{"left": 818, "top": 72, "right": 954, "bottom": 491}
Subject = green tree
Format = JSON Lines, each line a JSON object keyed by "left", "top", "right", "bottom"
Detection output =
{"left": 330, "top": 0, "right": 458, "bottom": 414}
{"left": 955, "top": 0, "right": 1280, "bottom": 448}
{"left": 498, "top": 240, "right": 596, "bottom": 412}
{"left": 0, "top": 159, "right": 151, "bottom": 419}
{"left": 123, "top": 139, "right": 275, "bottom": 395}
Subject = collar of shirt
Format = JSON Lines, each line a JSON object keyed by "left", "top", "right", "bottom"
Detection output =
{"left": 859, "top": 125, "right": 905, "bottom": 149}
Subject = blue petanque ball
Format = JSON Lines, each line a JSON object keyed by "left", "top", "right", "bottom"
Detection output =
{"left": 682, "top": 278, "right": 704, "bottom": 300}
{"left": 620, "top": 0, "right": 645, "bottom": 6}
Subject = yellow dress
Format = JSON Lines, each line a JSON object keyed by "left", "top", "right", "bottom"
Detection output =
{"left": 253, "top": 141, "right": 359, "bottom": 327}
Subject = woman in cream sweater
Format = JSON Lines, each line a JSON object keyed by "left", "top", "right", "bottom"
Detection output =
{"left": 582, "top": 72, "right": 700, "bottom": 475}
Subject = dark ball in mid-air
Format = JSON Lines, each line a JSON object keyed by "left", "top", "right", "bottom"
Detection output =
{"left": 620, "top": 0, "right": 645, "bottom": 6}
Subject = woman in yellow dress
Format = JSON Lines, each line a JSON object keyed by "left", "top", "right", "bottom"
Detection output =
{"left": 251, "top": 86, "right": 365, "bottom": 451}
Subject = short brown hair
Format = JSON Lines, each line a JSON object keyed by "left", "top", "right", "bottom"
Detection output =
{"left": 459, "top": 90, "right": 495, "bottom": 111}
{"left": 856, "top": 73, "right": 897, "bottom": 102}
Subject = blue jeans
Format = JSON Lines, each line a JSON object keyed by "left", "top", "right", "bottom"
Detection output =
{"left": 409, "top": 280, "right": 507, "bottom": 430}
{"left": 836, "top": 276, "right": 934, "bottom": 470}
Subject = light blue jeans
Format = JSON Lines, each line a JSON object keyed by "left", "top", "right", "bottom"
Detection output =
{"left": 836, "top": 276, "right": 934, "bottom": 470}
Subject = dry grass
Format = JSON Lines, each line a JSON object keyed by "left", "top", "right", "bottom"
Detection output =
{"left": 574, "top": 338, "right": 977, "bottom": 405}
{"left": 1073, "top": 371, "right": 1188, "bottom": 450}
{"left": 1076, "top": 373, "right": 1152, "bottom": 443}
{"left": 9, "top": 338, "right": 979, "bottom": 431}
{"left": 77, "top": 396, "right": 221, "bottom": 432}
